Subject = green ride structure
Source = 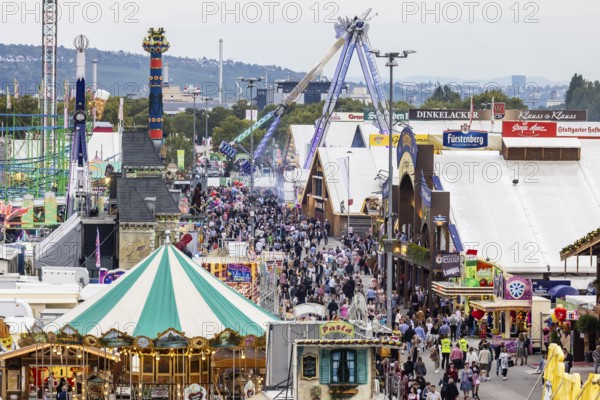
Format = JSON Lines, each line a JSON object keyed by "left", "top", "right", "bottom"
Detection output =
{"left": 0, "top": 112, "right": 70, "bottom": 202}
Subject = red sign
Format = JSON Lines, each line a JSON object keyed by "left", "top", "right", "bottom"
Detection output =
{"left": 493, "top": 103, "right": 505, "bottom": 119}
{"left": 502, "top": 120, "right": 557, "bottom": 138}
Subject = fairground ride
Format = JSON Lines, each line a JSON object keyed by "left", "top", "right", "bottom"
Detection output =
{"left": 219, "top": 8, "right": 392, "bottom": 172}
{"left": 0, "top": 112, "right": 69, "bottom": 201}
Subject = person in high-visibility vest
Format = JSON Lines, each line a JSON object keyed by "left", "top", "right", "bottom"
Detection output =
{"left": 441, "top": 337, "right": 452, "bottom": 370}
{"left": 459, "top": 337, "right": 469, "bottom": 364}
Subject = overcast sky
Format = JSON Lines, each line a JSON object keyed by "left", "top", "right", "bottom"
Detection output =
{"left": 4, "top": 0, "right": 600, "bottom": 84}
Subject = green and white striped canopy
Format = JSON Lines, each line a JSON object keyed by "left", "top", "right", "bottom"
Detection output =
{"left": 47, "top": 245, "right": 278, "bottom": 339}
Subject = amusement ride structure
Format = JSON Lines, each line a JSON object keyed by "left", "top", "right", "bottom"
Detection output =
{"left": 219, "top": 8, "right": 392, "bottom": 172}
{"left": 65, "top": 35, "right": 93, "bottom": 218}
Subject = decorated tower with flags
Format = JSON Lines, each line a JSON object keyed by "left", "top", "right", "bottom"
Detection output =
{"left": 142, "top": 28, "right": 170, "bottom": 141}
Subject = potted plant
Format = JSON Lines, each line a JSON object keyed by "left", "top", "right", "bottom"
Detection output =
{"left": 576, "top": 313, "right": 599, "bottom": 362}
{"left": 310, "top": 385, "right": 322, "bottom": 400}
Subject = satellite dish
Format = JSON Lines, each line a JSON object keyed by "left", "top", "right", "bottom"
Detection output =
{"left": 74, "top": 268, "right": 90, "bottom": 287}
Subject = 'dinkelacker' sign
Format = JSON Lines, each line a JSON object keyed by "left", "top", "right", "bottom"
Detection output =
{"left": 410, "top": 109, "right": 482, "bottom": 120}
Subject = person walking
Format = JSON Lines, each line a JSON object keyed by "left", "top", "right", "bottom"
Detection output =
{"left": 459, "top": 336, "right": 469, "bottom": 365}
{"left": 478, "top": 344, "right": 491, "bottom": 381}
{"left": 459, "top": 363, "right": 473, "bottom": 398}
{"left": 499, "top": 346, "right": 509, "bottom": 381}
{"left": 593, "top": 345, "right": 600, "bottom": 374}
{"left": 426, "top": 384, "right": 442, "bottom": 400}
{"left": 471, "top": 361, "right": 481, "bottom": 399}
{"left": 563, "top": 348, "right": 573, "bottom": 373}
{"left": 494, "top": 343, "right": 503, "bottom": 376}
{"left": 441, "top": 336, "right": 452, "bottom": 370}
{"left": 415, "top": 356, "right": 427, "bottom": 377}
{"left": 449, "top": 313, "right": 458, "bottom": 341}
{"left": 465, "top": 347, "right": 478, "bottom": 368}
{"left": 516, "top": 332, "right": 527, "bottom": 366}
{"left": 442, "top": 378, "right": 459, "bottom": 400}
{"left": 430, "top": 342, "right": 441, "bottom": 373}
{"left": 450, "top": 343, "right": 464, "bottom": 370}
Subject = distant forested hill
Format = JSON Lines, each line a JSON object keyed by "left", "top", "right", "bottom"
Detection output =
{"left": 0, "top": 43, "right": 304, "bottom": 99}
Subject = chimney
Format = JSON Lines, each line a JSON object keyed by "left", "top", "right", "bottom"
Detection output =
{"left": 219, "top": 39, "right": 223, "bottom": 103}
{"left": 164, "top": 62, "right": 169, "bottom": 87}
{"left": 92, "top": 59, "right": 98, "bottom": 91}
{"left": 144, "top": 197, "right": 156, "bottom": 216}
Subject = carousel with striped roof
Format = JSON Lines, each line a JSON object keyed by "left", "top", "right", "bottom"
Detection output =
{"left": 0, "top": 232, "right": 279, "bottom": 400}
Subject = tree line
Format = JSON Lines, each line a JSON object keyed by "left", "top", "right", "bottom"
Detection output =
{"left": 6, "top": 77, "right": 599, "bottom": 170}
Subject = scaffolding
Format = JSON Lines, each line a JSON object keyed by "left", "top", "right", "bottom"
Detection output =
{"left": 0, "top": 113, "right": 69, "bottom": 201}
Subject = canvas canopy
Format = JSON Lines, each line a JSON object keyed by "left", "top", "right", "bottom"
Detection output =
{"left": 46, "top": 244, "right": 279, "bottom": 339}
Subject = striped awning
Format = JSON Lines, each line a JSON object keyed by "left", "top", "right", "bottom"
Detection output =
{"left": 431, "top": 281, "right": 493, "bottom": 297}
{"left": 469, "top": 299, "right": 531, "bottom": 312}
{"left": 46, "top": 245, "right": 279, "bottom": 339}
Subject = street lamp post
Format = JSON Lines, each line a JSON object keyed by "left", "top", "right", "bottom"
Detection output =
{"left": 200, "top": 96, "right": 213, "bottom": 159}
{"left": 372, "top": 49, "right": 415, "bottom": 328}
{"left": 346, "top": 151, "right": 352, "bottom": 236}
{"left": 190, "top": 88, "right": 200, "bottom": 169}
{"left": 238, "top": 77, "right": 262, "bottom": 247}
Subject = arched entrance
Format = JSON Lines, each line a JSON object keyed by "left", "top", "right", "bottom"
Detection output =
{"left": 398, "top": 174, "right": 415, "bottom": 239}
{"left": 420, "top": 223, "right": 430, "bottom": 248}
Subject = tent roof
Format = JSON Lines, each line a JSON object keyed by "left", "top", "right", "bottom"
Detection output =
{"left": 435, "top": 140, "right": 600, "bottom": 274}
{"left": 314, "top": 147, "right": 398, "bottom": 214}
{"left": 46, "top": 245, "right": 279, "bottom": 339}
{"left": 548, "top": 285, "right": 579, "bottom": 298}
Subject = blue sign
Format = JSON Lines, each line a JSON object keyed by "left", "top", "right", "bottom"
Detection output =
{"left": 443, "top": 130, "right": 488, "bottom": 149}
{"left": 532, "top": 279, "right": 571, "bottom": 293}
{"left": 420, "top": 170, "right": 431, "bottom": 208}
{"left": 382, "top": 178, "right": 390, "bottom": 198}
{"left": 397, "top": 126, "right": 418, "bottom": 169}
{"left": 433, "top": 215, "right": 447, "bottom": 224}
{"left": 227, "top": 264, "right": 252, "bottom": 283}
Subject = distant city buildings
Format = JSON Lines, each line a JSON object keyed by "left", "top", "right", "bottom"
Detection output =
{"left": 256, "top": 79, "right": 349, "bottom": 110}
{"left": 512, "top": 74, "right": 527, "bottom": 96}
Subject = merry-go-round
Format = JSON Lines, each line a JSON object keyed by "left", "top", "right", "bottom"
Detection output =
{"left": 0, "top": 241, "right": 279, "bottom": 400}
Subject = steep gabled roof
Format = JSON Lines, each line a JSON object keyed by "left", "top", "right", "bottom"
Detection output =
{"left": 117, "top": 177, "right": 180, "bottom": 222}
{"left": 121, "top": 131, "right": 163, "bottom": 168}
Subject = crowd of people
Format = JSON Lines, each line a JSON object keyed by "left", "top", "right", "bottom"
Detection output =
{"left": 372, "top": 305, "right": 530, "bottom": 400}
{"left": 179, "top": 183, "right": 597, "bottom": 400}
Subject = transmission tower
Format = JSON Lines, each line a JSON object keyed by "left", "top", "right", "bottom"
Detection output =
{"left": 42, "top": 0, "right": 58, "bottom": 153}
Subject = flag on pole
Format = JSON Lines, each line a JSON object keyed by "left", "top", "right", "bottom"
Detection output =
{"left": 468, "top": 95, "right": 474, "bottom": 129}
{"left": 95, "top": 228, "right": 101, "bottom": 268}
{"left": 118, "top": 97, "right": 124, "bottom": 122}
{"left": 13, "top": 79, "right": 19, "bottom": 100}
{"left": 6, "top": 93, "right": 11, "bottom": 110}
{"left": 466, "top": 249, "right": 478, "bottom": 256}
{"left": 490, "top": 96, "right": 495, "bottom": 130}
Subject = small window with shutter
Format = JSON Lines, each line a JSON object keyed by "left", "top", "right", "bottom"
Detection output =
{"left": 320, "top": 349, "right": 331, "bottom": 384}
{"left": 320, "top": 348, "right": 368, "bottom": 385}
